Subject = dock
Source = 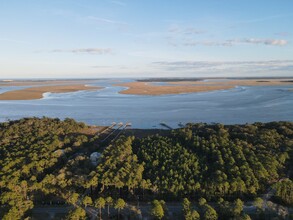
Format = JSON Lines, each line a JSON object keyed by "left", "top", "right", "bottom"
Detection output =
{"left": 160, "top": 122, "right": 173, "bottom": 130}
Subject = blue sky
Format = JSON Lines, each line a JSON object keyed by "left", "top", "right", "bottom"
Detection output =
{"left": 0, "top": 0, "right": 293, "bottom": 78}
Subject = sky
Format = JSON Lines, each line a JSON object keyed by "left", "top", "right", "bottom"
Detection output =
{"left": 0, "top": 0, "right": 293, "bottom": 78}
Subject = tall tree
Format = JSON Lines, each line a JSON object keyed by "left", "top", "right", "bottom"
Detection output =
{"left": 82, "top": 196, "right": 93, "bottom": 208}
{"left": 183, "top": 198, "right": 192, "bottom": 216}
{"left": 66, "top": 207, "right": 87, "bottom": 220}
{"left": 182, "top": 198, "right": 200, "bottom": 220}
{"left": 232, "top": 198, "right": 243, "bottom": 216}
{"left": 105, "top": 196, "right": 113, "bottom": 218}
{"left": 114, "top": 198, "right": 126, "bottom": 220}
{"left": 202, "top": 204, "right": 217, "bottom": 220}
{"left": 95, "top": 197, "right": 105, "bottom": 220}
{"left": 68, "top": 193, "right": 79, "bottom": 205}
{"left": 253, "top": 197, "right": 264, "bottom": 212}
{"left": 150, "top": 200, "right": 164, "bottom": 220}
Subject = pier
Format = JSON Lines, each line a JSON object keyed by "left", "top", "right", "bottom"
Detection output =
{"left": 160, "top": 122, "right": 173, "bottom": 130}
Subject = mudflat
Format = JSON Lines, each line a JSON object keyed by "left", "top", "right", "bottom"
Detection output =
{"left": 116, "top": 79, "right": 293, "bottom": 95}
{"left": 0, "top": 84, "right": 102, "bottom": 100}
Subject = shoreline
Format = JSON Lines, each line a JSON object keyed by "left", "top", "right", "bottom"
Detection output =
{"left": 0, "top": 84, "right": 103, "bottom": 100}
{"left": 1, "top": 78, "right": 292, "bottom": 99}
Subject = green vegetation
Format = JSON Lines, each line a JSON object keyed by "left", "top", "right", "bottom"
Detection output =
{"left": 253, "top": 197, "right": 264, "bottom": 211}
{"left": 114, "top": 198, "right": 126, "bottom": 219}
{"left": 182, "top": 198, "right": 200, "bottom": 220}
{"left": 105, "top": 196, "right": 113, "bottom": 218}
{"left": 95, "top": 197, "right": 105, "bottom": 220}
{"left": 0, "top": 117, "right": 92, "bottom": 219}
{"left": 0, "top": 118, "right": 292, "bottom": 219}
{"left": 66, "top": 207, "right": 87, "bottom": 220}
{"left": 131, "top": 122, "right": 293, "bottom": 199}
{"left": 82, "top": 196, "right": 93, "bottom": 207}
{"left": 273, "top": 179, "right": 293, "bottom": 206}
{"left": 202, "top": 204, "right": 218, "bottom": 220}
{"left": 150, "top": 200, "right": 165, "bottom": 219}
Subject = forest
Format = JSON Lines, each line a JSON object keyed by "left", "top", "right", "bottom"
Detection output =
{"left": 0, "top": 118, "right": 292, "bottom": 219}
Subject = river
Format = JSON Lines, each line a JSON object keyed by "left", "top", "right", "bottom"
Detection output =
{"left": 0, "top": 79, "right": 292, "bottom": 128}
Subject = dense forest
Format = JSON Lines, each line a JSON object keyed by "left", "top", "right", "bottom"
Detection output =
{"left": 0, "top": 118, "right": 292, "bottom": 219}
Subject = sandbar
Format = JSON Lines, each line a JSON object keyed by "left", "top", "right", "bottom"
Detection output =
{"left": 168, "top": 79, "right": 293, "bottom": 86}
{"left": 115, "top": 82, "right": 234, "bottom": 95}
{"left": 0, "top": 84, "right": 102, "bottom": 100}
{"left": 116, "top": 79, "right": 293, "bottom": 95}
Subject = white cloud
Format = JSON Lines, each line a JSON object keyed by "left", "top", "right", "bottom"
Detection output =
{"left": 153, "top": 60, "right": 293, "bottom": 73}
{"left": 51, "top": 48, "right": 112, "bottom": 54}
{"left": 181, "top": 38, "right": 288, "bottom": 47}
{"left": 242, "top": 38, "right": 288, "bottom": 46}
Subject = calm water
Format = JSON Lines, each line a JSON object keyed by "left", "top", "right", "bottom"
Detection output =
{"left": 0, "top": 79, "right": 292, "bottom": 128}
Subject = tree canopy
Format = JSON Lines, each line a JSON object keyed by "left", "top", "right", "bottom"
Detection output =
{"left": 0, "top": 118, "right": 292, "bottom": 219}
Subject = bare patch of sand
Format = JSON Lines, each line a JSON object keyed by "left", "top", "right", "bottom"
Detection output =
{"left": 0, "top": 84, "right": 103, "bottom": 100}
{"left": 115, "top": 79, "right": 293, "bottom": 95}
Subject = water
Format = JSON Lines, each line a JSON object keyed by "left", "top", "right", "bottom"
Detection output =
{"left": 0, "top": 79, "right": 292, "bottom": 128}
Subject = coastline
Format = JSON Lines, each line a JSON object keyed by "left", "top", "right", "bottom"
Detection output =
{"left": 1, "top": 78, "right": 292, "bottom": 99}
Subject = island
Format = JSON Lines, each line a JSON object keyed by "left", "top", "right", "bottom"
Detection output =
{"left": 115, "top": 78, "right": 293, "bottom": 95}
{"left": 0, "top": 84, "right": 103, "bottom": 100}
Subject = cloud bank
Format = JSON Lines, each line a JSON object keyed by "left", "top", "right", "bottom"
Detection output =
{"left": 153, "top": 60, "right": 293, "bottom": 73}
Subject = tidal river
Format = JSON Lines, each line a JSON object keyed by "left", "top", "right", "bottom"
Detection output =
{"left": 0, "top": 79, "right": 292, "bottom": 128}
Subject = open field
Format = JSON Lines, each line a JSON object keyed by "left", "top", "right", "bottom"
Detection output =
{"left": 116, "top": 79, "right": 293, "bottom": 95}
{"left": 0, "top": 84, "right": 103, "bottom": 100}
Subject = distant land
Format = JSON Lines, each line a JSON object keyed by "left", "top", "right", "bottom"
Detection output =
{"left": 137, "top": 77, "right": 293, "bottom": 82}
{"left": 0, "top": 77, "right": 293, "bottom": 100}
{"left": 0, "top": 79, "right": 103, "bottom": 100}
{"left": 0, "top": 84, "right": 102, "bottom": 100}
{"left": 117, "top": 78, "right": 293, "bottom": 95}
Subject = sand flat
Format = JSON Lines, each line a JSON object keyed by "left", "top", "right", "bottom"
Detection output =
{"left": 168, "top": 79, "right": 293, "bottom": 86}
{"left": 0, "top": 84, "right": 102, "bottom": 100}
{"left": 115, "top": 82, "right": 234, "bottom": 95}
{"left": 116, "top": 79, "right": 293, "bottom": 95}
